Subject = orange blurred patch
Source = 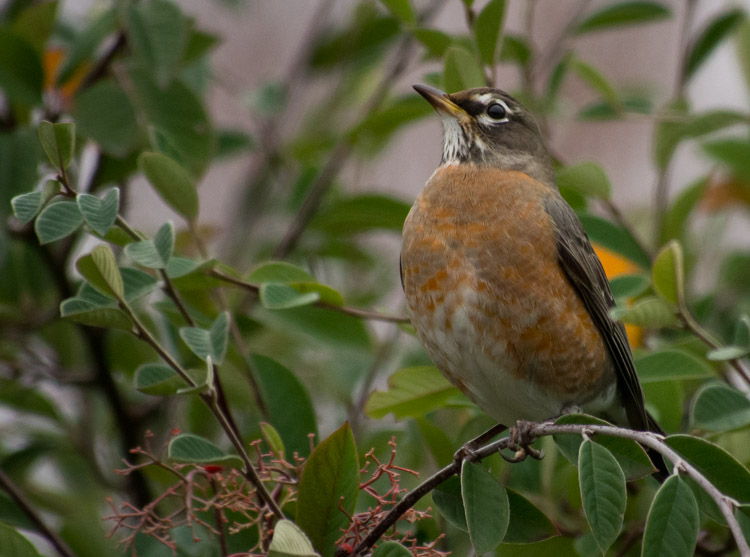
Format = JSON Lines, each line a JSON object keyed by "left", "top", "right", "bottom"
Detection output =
{"left": 43, "top": 47, "right": 89, "bottom": 106}
{"left": 593, "top": 244, "right": 643, "bottom": 348}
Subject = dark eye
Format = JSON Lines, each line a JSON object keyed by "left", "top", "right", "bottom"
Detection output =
{"left": 487, "top": 103, "right": 506, "bottom": 120}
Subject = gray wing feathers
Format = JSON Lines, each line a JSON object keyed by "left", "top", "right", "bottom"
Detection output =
{"left": 543, "top": 194, "right": 650, "bottom": 432}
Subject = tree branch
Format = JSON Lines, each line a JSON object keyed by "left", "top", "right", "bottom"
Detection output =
{"left": 345, "top": 421, "right": 750, "bottom": 557}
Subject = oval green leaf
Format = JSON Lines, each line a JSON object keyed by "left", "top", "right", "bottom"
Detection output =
{"left": 443, "top": 45, "right": 485, "bottom": 93}
{"left": 578, "top": 439, "right": 626, "bottom": 554}
{"left": 296, "top": 422, "right": 359, "bottom": 557}
{"left": 268, "top": 519, "right": 319, "bottom": 557}
{"left": 610, "top": 297, "right": 677, "bottom": 328}
{"left": 38, "top": 120, "right": 75, "bottom": 170}
{"left": 461, "top": 460, "right": 509, "bottom": 554}
{"left": 691, "top": 383, "right": 750, "bottom": 432}
{"left": 138, "top": 152, "right": 199, "bottom": 220}
{"left": 77, "top": 188, "right": 120, "bottom": 237}
{"left": 432, "top": 476, "right": 467, "bottom": 531}
{"left": 503, "top": 487, "right": 559, "bottom": 543}
{"left": 260, "top": 283, "right": 320, "bottom": 310}
{"left": 666, "top": 434, "right": 750, "bottom": 503}
{"left": 474, "top": 0, "right": 506, "bottom": 66}
{"left": 76, "top": 245, "right": 124, "bottom": 299}
{"left": 366, "top": 366, "right": 463, "bottom": 420}
{"left": 372, "top": 541, "right": 411, "bottom": 557}
{"left": 642, "top": 475, "right": 699, "bottom": 557}
{"left": 168, "top": 433, "right": 242, "bottom": 468}
{"left": 179, "top": 311, "right": 229, "bottom": 364}
{"left": 557, "top": 161, "right": 612, "bottom": 200}
{"left": 0, "top": 523, "right": 41, "bottom": 557}
{"left": 634, "top": 349, "right": 713, "bottom": 383}
{"left": 651, "top": 240, "right": 685, "bottom": 306}
{"left": 34, "top": 200, "right": 83, "bottom": 244}
{"left": 575, "top": 1, "right": 671, "bottom": 35}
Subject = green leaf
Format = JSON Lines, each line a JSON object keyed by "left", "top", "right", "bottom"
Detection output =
{"left": 570, "top": 58, "right": 619, "bottom": 107}
{"left": 216, "top": 129, "right": 255, "bottom": 159}
{"left": 634, "top": 349, "right": 713, "bottom": 383}
{"left": 34, "top": 200, "right": 83, "bottom": 244}
{"left": 0, "top": 30, "right": 43, "bottom": 106}
{"left": 248, "top": 261, "right": 315, "bottom": 283}
{"left": 11, "top": 180, "right": 58, "bottom": 224}
{"left": 380, "top": 0, "right": 415, "bottom": 25}
{"left": 251, "top": 354, "right": 318, "bottom": 458}
{"left": 734, "top": 314, "right": 750, "bottom": 347}
{"left": 138, "top": 153, "right": 199, "bottom": 220}
{"left": 651, "top": 240, "right": 685, "bottom": 306}
{"left": 691, "top": 383, "right": 750, "bottom": 432}
{"left": 38, "top": 121, "right": 75, "bottom": 171}
{"left": 702, "top": 138, "right": 750, "bottom": 180}
{"left": 737, "top": 18, "right": 750, "bottom": 95}
{"left": 288, "top": 282, "right": 344, "bottom": 306}
{"left": 499, "top": 34, "right": 532, "bottom": 67}
{"left": 129, "top": 67, "right": 214, "bottom": 176}
{"left": 578, "top": 440, "right": 626, "bottom": 554}
{"left": 11, "top": 1, "right": 59, "bottom": 53}
{"left": 260, "top": 422, "right": 286, "bottom": 459}
{"left": 372, "top": 541, "right": 410, "bottom": 557}
{"left": 685, "top": 9, "right": 744, "bottom": 81}
{"left": 575, "top": 1, "right": 671, "bottom": 34}
{"left": 416, "top": 417, "right": 454, "bottom": 467}
{"left": 556, "top": 162, "right": 612, "bottom": 200}
{"left": 166, "top": 256, "right": 201, "bottom": 278}
{"left": 443, "top": 45, "right": 486, "bottom": 93}
{"left": 579, "top": 213, "right": 650, "bottom": 269}
{"left": 77, "top": 189, "right": 120, "bottom": 237}
{"left": 0, "top": 378, "right": 61, "bottom": 422}
{"left": 366, "top": 366, "right": 463, "bottom": 419}
{"left": 432, "top": 476, "right": 467, "bottom": 531}
{"left": 502, "top": 488, "right": 559, "bottom": 544}
{"left": 661, "top": 177, "right": 708, "bottom": 244}
{"left": 268, "top": 519, "right": 319, "bottom": 557}
{"left": 121, "top": 267, "right": 159, "bottom": 302}
{"left": 124, "top": 221, "right": 174, "bottom": 269}
{"left": 412, "top": 28, "right": 451, "bottom": 57}
{"left": 73, "top": 80, "right": 139, "bottom": 157}
{"left": 311, "top": 194, "right": 411, "bottom": 234}
{"left": 168, "top": 433, "right": 243, "bottom": 468}
{"left": 127, "top": 0, "right": 187, "bottom": 86}
{"left": 474, "top": 0, "right": 506, "bottom": 66}
{"left": 296, "top": 423, "right": 359, "bottom": 557}
{"left": 135, "top": 363, "right": 191, "bottom": 395}
{"left": 642, "top": 475, "right": 699, "bottom": 557}
{"left": 0, "top": 523, "right": 42, "bottom": 557}
{"left": 260, "top": 283, "right": 320, "bottom": 310}
{"left": 610, "top": 297, "right": 677, "bottom": 328}
{"left": 706, "top": 345, "right": 750, "bottom": 361}
{"left": 76, "top": 245, "right": 124, "bottom": 299}
{"left": 737, "top": 505, "right": 750, "bottom": 546}
{"left": 179, "top": 312, "right": 229, "bottom": 364}
{"left": 666, "top": 434, "right": 750, "bottom": 503}
{"left": 461, "top": 460, "right": 509, "bottom": 554}
{"left": 60, "top": 298, "right": 133, "bottom": 330}
{"left": 609, "top": 274, "right": 649, "bottom": 300}
{"left": 554, "top": 414, "right": 656, "bottom": 480}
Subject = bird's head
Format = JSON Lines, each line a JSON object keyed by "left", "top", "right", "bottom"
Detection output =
{"left": 414, "top": 84, "right": 555, "bottom": 187}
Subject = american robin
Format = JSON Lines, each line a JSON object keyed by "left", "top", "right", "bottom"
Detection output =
{"left": 401, "top": 84, "right": 667, "bottom": 477}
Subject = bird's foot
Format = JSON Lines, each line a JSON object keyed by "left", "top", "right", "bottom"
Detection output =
{"left": 500, "top": 420, "right": 544, "bottom": 463}
{"left": 454, "top": 422, "right": 508, "bottom": 464}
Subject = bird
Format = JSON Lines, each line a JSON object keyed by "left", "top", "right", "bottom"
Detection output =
{"left": 401, "top": 83, "right": 667, "bottom": 477}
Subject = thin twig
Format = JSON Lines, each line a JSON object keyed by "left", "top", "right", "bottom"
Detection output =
{"left": 272, "top": 0, "right": 446, "bottom": 259}
{"left": 602, "top": 199, "right": 653, "bottom": 262}
{"left": 118, "top": 300, "right": 284, "bottom": 519}
{"left": 208, "top": 269, "right": 410, "bottom": 324}
{"left": 0, "top": 469, "right": 76, "bottom": 557}
{"left": 346, "top": 421, "right": 750, "bottom": 557}
{"left": 679, "top": 313, "right": 750, "bottom": 386}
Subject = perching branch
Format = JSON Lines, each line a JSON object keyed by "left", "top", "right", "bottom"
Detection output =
{"left": 344, "top": 421, "right": 750, "bottom": 557}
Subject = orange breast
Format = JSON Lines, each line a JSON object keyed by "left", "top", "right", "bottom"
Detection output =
{"left": 401, "top": 165, "right": 613, "bottom": 421}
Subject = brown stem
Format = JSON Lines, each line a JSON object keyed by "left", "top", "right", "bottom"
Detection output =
{"left": 0, "top": 469, "right": 76, "bottom": 557}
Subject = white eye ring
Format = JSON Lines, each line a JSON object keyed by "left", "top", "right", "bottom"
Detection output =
{"left": 478, "top": 100, "right": 511, "bottom": 125}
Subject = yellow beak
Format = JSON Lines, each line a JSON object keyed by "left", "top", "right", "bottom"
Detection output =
{"left": 413, "top": 84, "right": 467, "bottom": 120}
